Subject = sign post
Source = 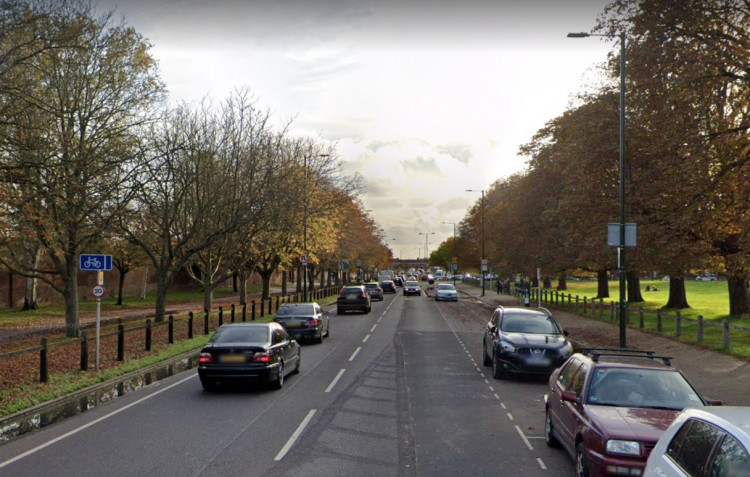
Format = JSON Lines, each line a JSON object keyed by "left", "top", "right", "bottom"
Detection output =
{"left": 80, "top": 254, "right": 111, "bottom": 371}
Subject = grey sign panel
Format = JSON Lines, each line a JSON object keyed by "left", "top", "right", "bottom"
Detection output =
{"left": 607, "top": 223, "right": 637, "bottom": 247}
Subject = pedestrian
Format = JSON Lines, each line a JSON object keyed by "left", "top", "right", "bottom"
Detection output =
{"left": 496, "top": 279, "right": 501, "bottom": 294}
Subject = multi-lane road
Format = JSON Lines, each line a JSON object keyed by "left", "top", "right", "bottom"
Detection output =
{"left": 0, "top": 285, "right": 575, "bottom": 476}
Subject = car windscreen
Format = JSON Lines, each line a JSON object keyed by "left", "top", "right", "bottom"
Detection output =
{"left": 404, "top": 281, "right": 419, "bottom": 286}
{"left": 276, "top": 304, "right": 315, "bottom": 315}
{"left": 500, "top": 314, "right": 561, "bottom": 334}
{"left": 437, "top": 284, "right": 455, "bottom": 290}
{"left": 586, "top": 368, "right": 704, "bottom": 409}
{"left": 211, "top": 326, "right": 269, "bottom": 344}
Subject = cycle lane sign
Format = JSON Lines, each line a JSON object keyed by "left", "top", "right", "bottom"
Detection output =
{"left": 79, "top": 254, "right": 112, "bottom": 271}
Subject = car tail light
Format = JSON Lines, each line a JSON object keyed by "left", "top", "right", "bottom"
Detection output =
{"left": 305, "top": 318, "right": 320, "bottom": 326}
{"left": 252, "top": 352, "right": 271, "bottom": 363}
{"left": 199, "top": 352, "right": 213, "bottom": 364}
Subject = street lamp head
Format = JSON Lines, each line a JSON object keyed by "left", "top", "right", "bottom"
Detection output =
{"left": 567, "top": 32, "right": 590, "bottom": 38}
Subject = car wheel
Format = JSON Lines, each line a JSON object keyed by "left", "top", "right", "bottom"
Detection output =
{"left": 201, "top": 378, "right": 218, "bottom": 392}
{"left": 316, "top": 331, "right": 323, "bottom": 344}
{"left": 544, "top": 406, "right": 560, "bottom": 448}
{"left": 576, "top": 442, "right": 590, "bottom": 477}
{"left": 272, "top": 361, "right": 284, "bottom": 390}
{"left": 337, "top": 308, "right": 343, "bottom": 315}
{"left": 325, "top": 323, "right": 330, "bottom": 338}
{"left": 482, "top": 342, "right": 491, "bottom": 366}
{"left": 492, "top": 351, "right": 505, "bottom": 380}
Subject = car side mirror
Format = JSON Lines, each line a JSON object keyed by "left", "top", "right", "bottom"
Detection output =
{"left": 488, "top": 325, "right": 497, "bottom": 334}
{"left": 561, "top": 390, "right": 579, "bottom": 404}
{"left": 563, "top": 329, "right": 570, "bottom": 336}
{"left": 706, "top": 399, "right": 723, "bottom": 406}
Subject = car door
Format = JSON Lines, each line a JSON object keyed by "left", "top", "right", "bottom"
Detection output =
{"left": 548, "top": 358, "right": 585, "bottom": 456}
{"left": 485, "top": 310, "right": 500, "bottom": 354}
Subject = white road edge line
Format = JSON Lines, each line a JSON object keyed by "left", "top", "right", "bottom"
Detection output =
{"left": 349, "top": 347, "right": 362, "bottom": 362}
{"left": 362, "top": 334, "right": 370, "bottom": 343}
{"left": 274, "top": 409, "right": 317, "bottom": 461}
{"left": 325, "top": 369, "right": 346, "bottom": 393}
{"left": 515, "top": 425, "right": 534, "bottom": 451}
{"left": 536, "top": 457, "right": 547, "bottom": 470}
{"left": 0, "top": 373, "right": 196, "bottom": 470}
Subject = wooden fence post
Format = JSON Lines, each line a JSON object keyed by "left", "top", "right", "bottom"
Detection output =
{"left": 260, "top": 300, "right": 265, "bottom": 318}
{"left": 575, "top": 295, "right": 579, "bottom": 313}
{"left": 119, "top": 324, "right": 126, "bottom": 360}
{"left": 611, "top": 302, "right": 615, "bottom": 322}
{"left": 276, "top": 296, "right": 280, "bottom": 312}
{"left": 252, "top": 300, "right": 256, "bottom": 321}
{"left": 697, "top": 315, "right": 704, "bottom": 343}
{"left": 268, "top": 298, "right": 272, "bottom": 315}
{"left": 242, "top": 303, "right": 247, "bottom": 322}
{"left": 599, "top": 299, "right": 604, "bottom": 319}
{"left": 218, "top": 306, "right": 223, "bottom": 327}
{"left": 40, "top": 338, "right": 48, "bottom": 383}
{"left": 188, "top": 312, "right": 194, "bottom": 340}
{"left": 639, "top": 307, "right": 644, "bottom": 329}
{"left": 168, "top": 315, "right": 174, "bottom": 344}
{"left": 675, "top": 311, "right": 682, "bottom": 338}
{"left": 80, "top": 332, "right": 88, "bottom": 371}
{"left": 144, "top": 320, "right": 151, "bottom": 352}
{"left": 583, "top": 297, "right": 588, "bottom": 315}
{"left": 656, "top": 310, "right": 662, "bottom": 333}
{"left": 231, "top": 304, "right": 235, "bottom": 323}
{"left": 723, "top": 319, "right": 730, "bottom": 351}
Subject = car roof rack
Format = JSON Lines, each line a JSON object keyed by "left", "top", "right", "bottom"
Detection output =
{"left": 580, "top": 348, "right": 673, "bottom": 366}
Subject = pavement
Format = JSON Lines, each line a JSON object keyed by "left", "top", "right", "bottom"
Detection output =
{"left": 454, "top": 282, "right": 750, "bottom": 406}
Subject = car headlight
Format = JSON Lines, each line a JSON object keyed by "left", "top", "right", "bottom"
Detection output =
{"left": 559, "top": 342, "right": 573, "bottom": 359}
{"left": 499, "top": 341, "right": 516, "bottom": 353}
{"left": 606, "top": 439, "right": 641, "bottom": 456}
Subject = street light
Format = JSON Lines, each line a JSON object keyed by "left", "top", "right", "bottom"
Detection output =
{"left": 568, "top": 31, "right": 627, "bottom": 347}
{"left": 303, "top": 153, "right": 330, "bottom": 302}
{"left": 442, "top": 221, "right": 457, "bottom": 271}
{"left": 466, "top": 189, "right": 486, "bottom": 296}
{"left": 418, "top": 232, "right": 435, "bottom": 266}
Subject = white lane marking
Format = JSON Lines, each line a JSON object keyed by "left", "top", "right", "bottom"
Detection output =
{"left": 325, "top": 369, "right": 346, "bottom": 393}
{"left": 507, "top": 413, "right": 514, "bottom": 421}
{"left": 483, "top": 379, "right": 489, "bottom": 384}
{"left": 500, "top": 402, "right": 507, "bottom": 409}
{"left": 348, "top": 347, "right": 362, "bottom": 361}
{"left": 494, "top": 393, "right": 500, "bottom": 400}
{"left": 536, "top": 458, "right": 547, "bottom": 470}
{"left": 363, "top": 334, "right": 371, "bottom": 343}
{"left": 274, "top": 409, "right": 317, "bottom": 461}
{"left": 370, "top": 324, "right": 377, "bottom": 332}
{"left": 515, "top": 425, "right": 534, "bottom": 451}
{"left": 489, "top": 386, "right": 495, "bottom": 392}
{"left": 0, "top": 374, "right": 195, "bottom": 469}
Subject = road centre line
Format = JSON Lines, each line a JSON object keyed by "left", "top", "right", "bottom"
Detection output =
{"left": 274, "top": 409, "right": 317, "bottom": 461}
{"left": 0, "top": 373, "right": 196, "bottom": 470}
{"left": 362, "top": 334, "right": 370, "bottom": 343}
{"left": 536, "top": 458, "right": 548, "bottom": 470}
{"left": 515, "top": 425, "right": 534, "bottom": 451}
{"left": 325, "top": 369, "right": 346, "bottom": 393}
{"left": 370, "top": 324, "right": 377, "bottom": 333}
{"left": 348, "top": 347, "right": 361, "bottom": 362}
{"left": 507, "top": 413, "right": 514, "bottom": 421}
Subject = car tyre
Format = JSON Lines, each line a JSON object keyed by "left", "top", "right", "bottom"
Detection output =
{"left": 315, "top": 331, "right": 323, "bottom": 344}
{"left": 337, "top": 308, "right": 343, "bottom": 315}
{"left": 201, "top": 378, "right": 218, "bottom": 392}
{"left": 272, "top": 361, "right": 284, "bottom": 390}
{"left": 544, "top": 406, "right": 560, "bottom": 448}
{"left": 492, "top": 351, "right": 506, "bottom": 380}
{"left": 576, "top": 442, "right": 590, "bottom": 477}
{"left": 325, "top": 323, "right": 330, "bottom": 338}
{"left": 482, "top": 342, "right": 492, "bottom": 367}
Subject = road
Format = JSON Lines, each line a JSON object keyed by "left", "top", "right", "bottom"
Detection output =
{"left": 0, "top": 284, "right": 575, "bottom": 476}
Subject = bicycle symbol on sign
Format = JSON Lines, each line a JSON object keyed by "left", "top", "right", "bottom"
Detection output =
{"left": 84, "top": 257, "right": 102, "bottom": 269}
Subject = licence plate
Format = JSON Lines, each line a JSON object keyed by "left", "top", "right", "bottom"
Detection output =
{"left": 346, "top": 295, "right": 358, "bottom": 300}
{"left": 221, "top": 354, "right": 246, "bottom": 364}
{"left": 526, "top": 356, "right": 551, "bottom": 366}
{"left": 285, "top": 320, "right": 303, "bottom": 328}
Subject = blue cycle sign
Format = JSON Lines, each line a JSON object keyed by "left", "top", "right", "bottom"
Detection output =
{"left": 79, "top": 254, "right": 112, "bottom": 271}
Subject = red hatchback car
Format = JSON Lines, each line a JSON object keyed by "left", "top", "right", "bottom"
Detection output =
{"left": 544, "top": 349, "right": 720, "bottom": 477}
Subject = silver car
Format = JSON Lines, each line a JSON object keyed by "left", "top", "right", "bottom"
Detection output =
{"left": 434, "top": 283, "right": 458, "bottom": 301}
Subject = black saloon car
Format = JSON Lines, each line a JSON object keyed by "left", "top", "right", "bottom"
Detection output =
{"left": 198, "top": 323, "right": 300, "bottom": 391}
{"left": 482, "top": 306, "right": 572, "bottom": 379}
{"left": 379, "top": 280, "right": 397, "bottom": 293}
{"left": 273, "top": 302, "right": 329, "bottom": 343}
{"left": 337, "top": 285, "right": 371, "bottom": 314}
{"left": 364, "top": 282, "right": 384, "bottom": 301}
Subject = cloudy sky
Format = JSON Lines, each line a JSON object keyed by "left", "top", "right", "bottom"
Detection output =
{"left": 96, "top": 0, "right": 613, "bottom": 260}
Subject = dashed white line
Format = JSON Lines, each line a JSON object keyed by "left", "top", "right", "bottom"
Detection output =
{"left": 348, "top": 347, "right": 362, "bottom": 362}
{"left": 515, "top": 425, "right": 534, "bottom": 451}
{"left": 363, "top": 334, "right": 371, "bottom": 343}
{"left": 500, "top": 402, "right": 507, "bottom": 409}
{"left": 507, "top": 413, "right": 514, "bottom": 421}
{"left": 494, "top": 393, "right": 500, "bottom": 400}
{"left": 275, "top": 409, "right": 317, "bottom": 461}
{"left": 370, "top": 324, "right": 378, "bottom": 332}
{"left": 325, "top": 369, "right": 346, "bottom": 393}
{"left": 536, "top": 458, "right": 547, "bottom": 470}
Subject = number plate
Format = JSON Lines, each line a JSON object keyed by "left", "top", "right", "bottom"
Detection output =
{"left": 221, "top": 354, "right": 246, "bottom": 364}
{"left": 285, "top": 320, "right": 303, "bottom": 328}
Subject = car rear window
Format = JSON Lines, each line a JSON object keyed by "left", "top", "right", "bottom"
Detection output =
{"left": 341, "top": 288, "right": 362, "bottom": 296}
{"left": 277, "top": 304, "right": 315, "bottom": 315}
{"left": 212, "top": 326, "right": 268, "bottom": 344}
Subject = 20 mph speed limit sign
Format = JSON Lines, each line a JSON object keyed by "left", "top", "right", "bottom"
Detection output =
{"left": 92, "top": 285, "right": 105, "bottom": 298}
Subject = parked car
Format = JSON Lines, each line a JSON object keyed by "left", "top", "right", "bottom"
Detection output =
{"left": 403, "top": 280, "right": 422, "bottom": 296}
{"left": 644, "top": 406, "right": 750, "bottom": 477}
{"left": 544, "top": 348, "right": 721, "bottom": 477}
{"left": 695, "top": 274, "right": 718, "bottom": 281}
{"left": 197, "top": 323, "right": 300, "bottom": 391}
{"left": 482, "top": 306, "right": 572, "bottom": 379}
{"left": 337, "top": 285, "right": 371, "bottom": 314}
{"left": 435, "top": 283, "right": 458, "bottom": 301}
{"left": 364, "top": 282, "right": 384, "bottom": 301}
{"left": 273, "top": 302, "right": 329, "bottom": 343}
{"left": 379, "top": 280, "right": 397, "bottom": 293}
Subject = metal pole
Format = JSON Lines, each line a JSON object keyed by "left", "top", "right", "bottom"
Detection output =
{"left": 303, "top": 155, "right": 307, "bottom": 303}
{"left": 618, "top": 32, "right": 627, "bottom": 348}
{"left": 96, "top": 271, "right": 103, "bottom": 371}
{"left": 481, "top": 191, "right": 485, "bottom": 296}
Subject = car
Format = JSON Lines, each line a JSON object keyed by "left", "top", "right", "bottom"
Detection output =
{"left": 695, "top": 274, "right": 718, "bottom": 281}
{"left": 403, "top": 280, "right": 422, "bottom": 296}
{"left": 544, "top": 348, "right": 721, "bottom": 477}
{"left": 434, "top": 283, "right": 458, "bottom": 301}
{"left": 393, "top": 276, "right": 404, "bottom": 287}
{"left": 273, "top": 302, "right": 329, "bottom": 343}
{"left": 644, "top": 407, "right": 750, "bottom": 477}
{"left": 482, "top": 306, "right": 572, "bottom": 379}
{"left": 379, "top": 280, "right": 397, "bottom": 293}
{"left": 364, "top": 282, "right": 384, "bottom": 301}
{"left": 197, "top": 322, "right": 300, "bottom": 391}
{"left": 337, "top": 285, "right": 371, "bottom": 314}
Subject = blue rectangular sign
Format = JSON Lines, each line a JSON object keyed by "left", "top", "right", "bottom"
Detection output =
{"left": 79, "top": 254, "right": 112, "bottom": 271}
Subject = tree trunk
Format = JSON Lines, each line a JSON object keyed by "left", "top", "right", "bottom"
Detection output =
{"left": 557, "top": 273, "right": 567, "bottom": 291}
{"left": 202, "top": 269, "right": 213, "bottom": 314}
{"left": 116, "top": 269, "right": 127, "bottom": 306}
{"left": 232, "top": 271, "right": 238, "bottom": 292}
{"left": 281, "top": 270, "right": 287, "bottom": 296}
{"left": 296, "top": 264, "right": 301, "bottom": 293}
{"left": 63, "top": 254, "right": 80, "bottom": 337}
{"left": 596, "top": 268, "right": 610, "bottom": 299}
{"left": 260, "top": 269, "right": 272, "bottom": 300}
{"left": 154, "top": 271, "right": 169, "bottom": 323}
{"left": 727, "top": 272, "right": 750, "bottom": 316}
{"left": 239, "top": 269, "right": 247, "bottom": 304}
{"left": 7, "top": 268, "right": 13, "bottom": 308}
{"left": 665, "top": 275, "right": 690, "bottom": 309}
{"left": 22, "top": 276, "right": 38, "bottom": 310}
{"left": 307, "top": 264, "right": 316, "bottom": 292}
{"left": 626, "top": 270, "right": 644, "bottom": 303}
{"left": 543, "top": 276, "right": 552, "bottom": 289}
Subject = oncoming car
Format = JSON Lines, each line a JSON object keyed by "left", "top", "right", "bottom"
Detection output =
{"left": 434, "top": 283, "right": 458, "bottom": 301}
{"left": 403, "top": 280, "right": 422, "bottom": 296}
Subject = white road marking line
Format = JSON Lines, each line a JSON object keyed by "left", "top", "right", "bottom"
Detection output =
{"left": 489, "top": 386, "right": 495, "bottom": 391}
{"left": 507, "top": 413, "right": 514, "bottom": 421}
{"left": 0, "top": 374, "right": 195, "bottom": 469}
{"left": 494, "top": 393, "right": 500, "bottom": 400}
{"left": 500, "top": 402, "right": 507, "bottom": 409}
{"left": 363, "top": 334, "right": 370, "bottom": 343}
{"left": 536, "top": 458, "right": 547, "bottom": 470}
{"left": 515, "top": 425, "right": 534, "bottom": 451}
{"left": 325, "top": 369, "right": 346, "bottom": 393}
{"left": 275, "top": 409, "right": 317, "bottom": 461}
{"left": 483, "top": 379, "right": 489, "bottom": 384}
{"left": 348, "top": 347, "right": 361, "bottom": 361}
{"left": 370, "top": 324, "right": 377, "bottom": 332}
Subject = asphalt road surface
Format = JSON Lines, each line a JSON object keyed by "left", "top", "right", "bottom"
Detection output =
{"left": 0, "top": 285, "right": 575, "bottom": 476}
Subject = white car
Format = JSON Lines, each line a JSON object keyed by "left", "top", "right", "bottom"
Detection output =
{"left": 695, "top": 274, "right": 718, "bottom": 281}
{"left": 434, "top": 283, "right": 458, "bottom": 301}
{"left": 644, "top": 407, "right": 750, "bottom": 477}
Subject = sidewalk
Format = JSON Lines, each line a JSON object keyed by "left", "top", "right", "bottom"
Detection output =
{"left": 456, "top": 283, "right": 750, "bottom": 406}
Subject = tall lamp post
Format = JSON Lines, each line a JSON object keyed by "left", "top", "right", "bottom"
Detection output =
{"left": 303, "top": 153, "right": 330, "bottom": 302}
{"left": 466, "top": 189, "right": 486, "bottom": 296}
{"left": 419, "top": 232, "right": 435, "bottom": 267}
{"left": 568, "top": 31, "right": 627, "bottom": 347}
{"left": 442, "top": 221, "right": 457, "bottom": 271}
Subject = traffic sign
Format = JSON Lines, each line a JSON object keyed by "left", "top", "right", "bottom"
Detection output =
{"left": 80, "top": 254, "right": 112, "bottom": 271}
{"left": 92, "top": 285, "right": 105, "bottom": 298}
{"left": 300, "top": 255, "right": 308, "bottom": 265}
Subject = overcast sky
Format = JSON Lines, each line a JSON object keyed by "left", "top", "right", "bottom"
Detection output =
{"left": 96, "top": 0, "right": 613, "bottom": 261}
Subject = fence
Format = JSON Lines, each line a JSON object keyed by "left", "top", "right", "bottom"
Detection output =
{"left": 0, "top": 285, "right": 340, "bottom": 385}
{"left": 513, "top": 287, "right": 750, "bottom": 356}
